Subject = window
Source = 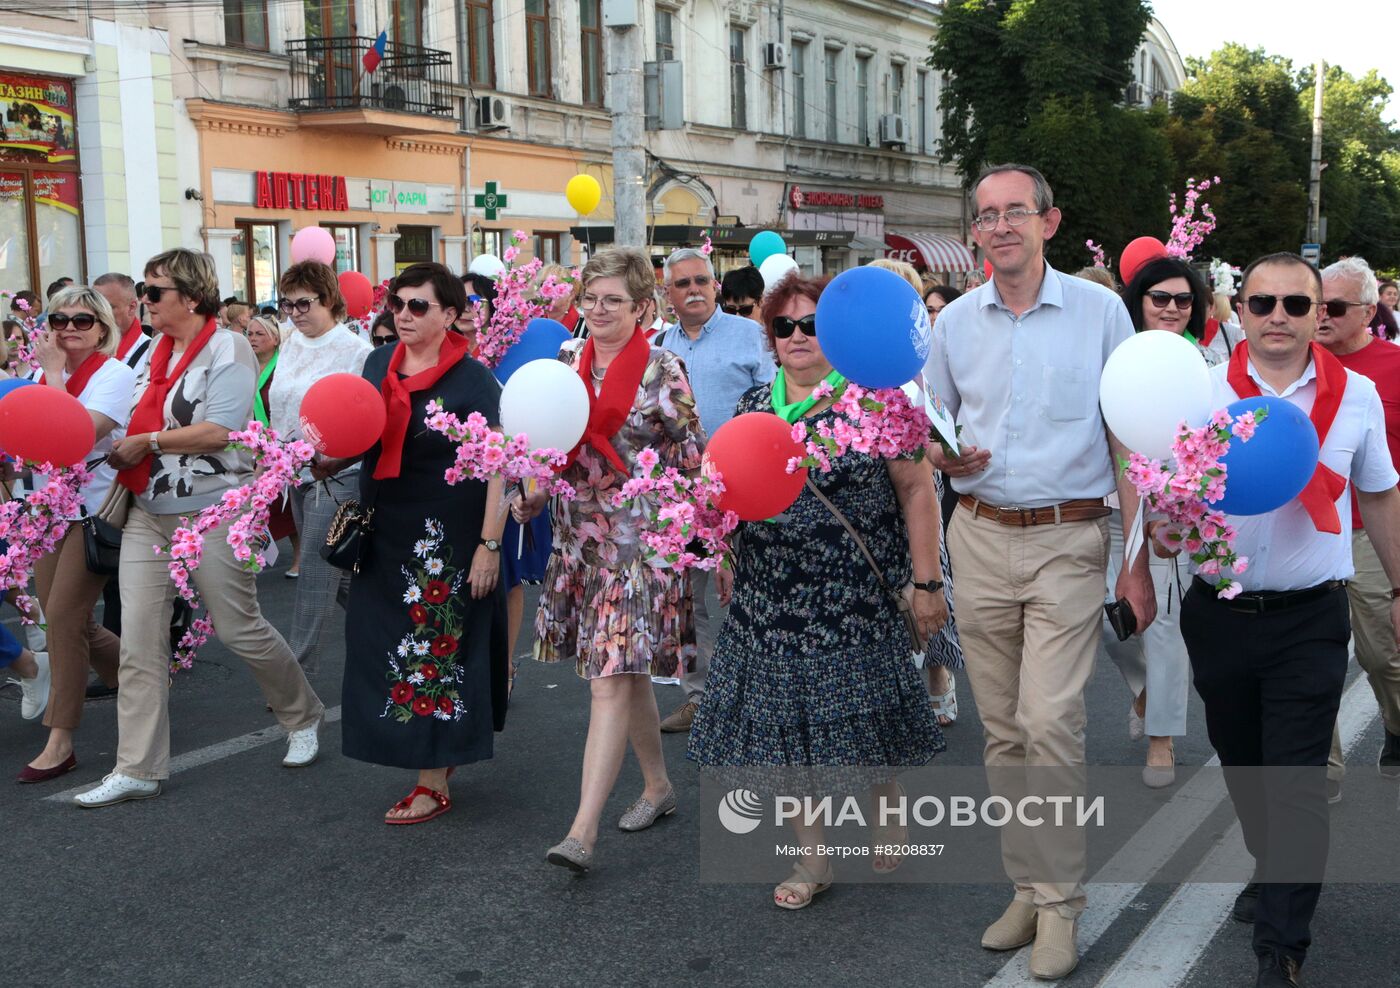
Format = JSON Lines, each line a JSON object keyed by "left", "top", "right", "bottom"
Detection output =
{"left": 394, "top": 225, "right": 433, "bottom": 272}
{"left": 526, "top": 0, "right": 552, "bottom": 97}
{"left": 824, "top": 48, "right": 839, "bottom": 142}
{"left": 232, "top": 222, "right": 280, "bottom": 308}
{"left": 856, "top": 54, "right": 870, "bottom": 144}
{"left": 471, "top": 228, "right": 504, "bottom": 261}
{"left": 465, "top": 0, "right": 495, "bottom": 88}
{"left": 533, "top": 232, "right": 561, "bottom": 265}
{"left": 917, "top": 69, "right": 928, "bottom": 154}
{"left": 655, "top": 9, "right": 674, "bottom": 61}
{"left": 304, "top": 0, "right": 356, "bottom": 105}
{"left": 891, "top": 61, "right": 904, "bottom": 117}
{"left": 581, "top": 0, "right": 604, "bottom": 106}
{"left": 323, "top": 224, "right": 359, "bottom": 274}
{"left": 791, "top": 40, "right": 807, "bottom": 139}
{"left": 392, "top": 0, "right": 423, "bottom": 46}
{"left": 224, "top": 0, "right": 269, "bottom": 50}
{"left": 729, "top": 27, "right": 747, "bottom": 129}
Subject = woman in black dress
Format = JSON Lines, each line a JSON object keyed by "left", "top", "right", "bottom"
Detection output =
{"left": 338, "top": 262, "right": 509, "bottom": 825}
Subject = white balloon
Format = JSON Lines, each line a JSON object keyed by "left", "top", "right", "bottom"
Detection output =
{"left": 468, "top": 253, "right": 506, "bottom": 280}
{"left": 500, "top": 358, "right": 589, "bottom": 452}
{"left": 1099, "top": 331, "right": 1214, "bottom": 461}
{"left": 758, "top": 253, "right": 800, "bottom": 294}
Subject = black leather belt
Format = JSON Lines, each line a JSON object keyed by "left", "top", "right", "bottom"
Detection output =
{"left": 1192, "top": 576, "right": 1347, "bottom": 614}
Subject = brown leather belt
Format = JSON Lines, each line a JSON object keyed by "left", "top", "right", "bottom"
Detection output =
{"left": 958, "top": 495, "right": 1111, "bottom": 527}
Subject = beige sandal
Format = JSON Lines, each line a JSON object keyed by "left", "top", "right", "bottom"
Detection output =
{"left": 773, "top": 861, "right": 833, "bottom": 910}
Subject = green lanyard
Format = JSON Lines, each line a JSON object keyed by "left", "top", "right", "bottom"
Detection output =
{"left": 252, "top": 350, "right": 278, "bottom": 425}
{"left": 770, "top": 367, "right": 845, "bottom": 424}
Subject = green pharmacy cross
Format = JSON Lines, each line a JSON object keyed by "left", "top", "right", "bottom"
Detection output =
{"left": 474, "top": 181, "right": 509, "bottom": 220}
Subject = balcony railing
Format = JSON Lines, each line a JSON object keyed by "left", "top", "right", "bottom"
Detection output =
{"left": 287, "top": 36, "right": 454, "bottom": 118}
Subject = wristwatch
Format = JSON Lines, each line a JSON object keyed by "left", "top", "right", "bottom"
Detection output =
{"left": 148, "top": 432, "right": 162, "bottom": 454}
{"left": 912, "top": 579, "right": 945, "bottom": 594}
{"left": 479, "top": 538, "right": 501, "bottom": 552}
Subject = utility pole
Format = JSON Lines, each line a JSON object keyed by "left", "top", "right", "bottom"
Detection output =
{"left": 606, "top": 5, "right": 646, "bottom": 248}
{"left": 1308, "top": 58, "right": 1325, "bottom": 245}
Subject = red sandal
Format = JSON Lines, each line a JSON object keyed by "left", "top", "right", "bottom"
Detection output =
{"left": 384, "top": 785, "right": 451, "bottom": 826}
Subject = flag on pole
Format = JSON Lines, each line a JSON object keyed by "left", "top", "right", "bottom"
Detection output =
{"left": 363, "top": 31, "right": 388, "bottom": 73}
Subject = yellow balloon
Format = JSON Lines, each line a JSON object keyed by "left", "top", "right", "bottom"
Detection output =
{"left": 566, "top": 174, "right": 603, "bottom": 215}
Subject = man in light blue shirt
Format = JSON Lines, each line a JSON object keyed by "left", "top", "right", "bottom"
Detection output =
{"left": 655, "top": 247, "right": 775, "bottom": 731}
{"left": 923, "top": 163, "right": 1154, "bottom": 979}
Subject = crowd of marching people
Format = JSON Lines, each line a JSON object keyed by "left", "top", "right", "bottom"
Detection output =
{"left": 5, "top": 160, "right": 1400, "bottom": 987}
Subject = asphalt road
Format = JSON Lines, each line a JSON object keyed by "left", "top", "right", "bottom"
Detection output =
{"left": 3, "top": 558, "right": 1397, "bottom": 988}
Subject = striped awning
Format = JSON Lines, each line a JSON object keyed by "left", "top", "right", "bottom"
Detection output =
{"left": 885, "top": 231, "right": 977, "bottom": 273}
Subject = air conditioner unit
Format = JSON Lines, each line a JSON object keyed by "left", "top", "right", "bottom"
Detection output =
{"left": 1123, "top": 81, "right": 1144, "bottom": 105}
{"left": 475, "top": 94, "right": 512, "bottom": 130}
{"left": 376, "top": 79, "right": 432, "bottom": 112}
{"left": 763, "top": 42, "right": 786, "bottom": 69}
{"left": 878, "top": 113, "right": 906, "bottom": 147}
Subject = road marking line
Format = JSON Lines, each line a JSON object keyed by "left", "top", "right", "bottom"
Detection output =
{"left": 981, "top": 672, "right": 1377, "bottom": 987}
{"left": 44, "top": 705, "right": 342, "bottom": 803}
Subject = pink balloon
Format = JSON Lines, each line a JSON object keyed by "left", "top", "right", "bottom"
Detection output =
{"left": 291, "top": 226, "right": 336, "bottom": 266}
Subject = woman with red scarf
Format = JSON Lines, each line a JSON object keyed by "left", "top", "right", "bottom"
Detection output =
{"left": 340, "top": 262, "right": 508, "bottom": 826}
{"left": 17, "top": 286, "right": 135, "bottom": 783}
{"left": 513, "top": 247, "right": 706, "bottom": 873}
{"left": 75, "top": 249, "right": 324, "bottom": 808}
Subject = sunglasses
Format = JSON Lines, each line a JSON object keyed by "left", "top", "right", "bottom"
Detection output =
{"left": 772, "top": 314, "right": 816, "bottom": 339}
{"left": 278, "top": 297, "right": 317, "bottom": 315}
{"left": 372, "top": 334, "right": 399, "bottom": 347}
{"left": 1322, "top": 299, "right": 1366, "bottom": 319}
{"left": 671, "top": 275, "right": 711, "bottom": 290}
{"left": 722, "top": 303, "right": 756, "bottom": 317}
{"left": 1246, "top": 294, "right": 1318, "bottom": 318}
{"left": 142, "top": 284, "right": 175, "bottom": 303}
{"left": 48, "top": 312, "right": 98, "bottom": 331}
{"left": 386, "top": 293, "right": 443, "bottom": 316}
{"left": 1146, "top": 291, "right": 1194, "bottom": 310}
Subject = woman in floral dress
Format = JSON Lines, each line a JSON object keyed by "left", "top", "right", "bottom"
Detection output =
{"left": 513, "top": 247, "right": 705, "bottom": 873}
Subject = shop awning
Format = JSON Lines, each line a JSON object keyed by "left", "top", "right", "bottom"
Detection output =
{"left": 885, "top": 231, "right": 977, "bottom": 273}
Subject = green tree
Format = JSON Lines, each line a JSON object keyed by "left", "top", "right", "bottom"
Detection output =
{"left": 930, "top": 0, "right": 1167, "bottom": 270}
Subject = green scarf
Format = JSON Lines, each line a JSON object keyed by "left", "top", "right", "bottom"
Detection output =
{"left": 252, "top": 350, "right": 278, "bottom": 425}
{"left": 770, "top": 367, "right": 845, "bottom": 423}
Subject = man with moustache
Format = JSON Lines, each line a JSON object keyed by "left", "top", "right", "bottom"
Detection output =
{"left": 1179, "top": 252, "right": 1400, "bottom": 988}
{"left": 655, "top": 247, "right": 774, "bottom": 732}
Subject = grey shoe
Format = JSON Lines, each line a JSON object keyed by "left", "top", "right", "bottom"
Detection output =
{"left": 1142, "top": 764, "right": 1176, "bottom": 788}
{"left": 618, "top": 785, "right": 677, "bottom": 831}
{"left": 546, "top": 836, "right": 593, "bottom": 873}
{"left": 660, "top": 701, "right": 697, "bottom": 733}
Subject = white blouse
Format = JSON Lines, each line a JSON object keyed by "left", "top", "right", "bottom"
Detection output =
{"left": 267, "top": 323, "right": 371, "bottom": 478}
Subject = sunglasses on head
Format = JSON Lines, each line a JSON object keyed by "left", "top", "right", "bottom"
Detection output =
{"left": 48, "top": 312, "right": 97, "bottom": 331}
{"left": 278, "top": 297, "right": 317, "bottom": 315}
{"left": 1146, "top": 291, "right": 1194, "bottom": 310}
{"left": 1246, "top": 294, "right": 1317, "bottom": 318}
{"left": 771, "top": 314, "right": 816, "bottom": 339}
{"left": 722, "top": 303, "right": 756, "bottom": 317}
{"left": 386, "top": 293, "right": 443, "bottom": 316}
{"left": 372, "top": 333, "right": 399, "bottom": 347}
{"left": 142, "top": 284, "right": 175, "bottom": 303}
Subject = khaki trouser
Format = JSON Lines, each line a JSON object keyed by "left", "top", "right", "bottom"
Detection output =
{"left": 1328, "top": 528, "right": 1400, "bottom": 781}
{"left": 33, "top": 525, "right": 120, "bottom": 731}
{"left": 947, "top": 503, "right": 1111, "bottom": 918}
{"left": 115, "top": 502, "right": 324, "bottom": 781}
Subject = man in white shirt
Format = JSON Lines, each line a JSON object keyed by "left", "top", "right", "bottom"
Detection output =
{"left": 93, "top": 272, "right": 152, "bottom": 377}
{"left": 1179, "top": 252, "right": 1400, "bottom": 988}
{"left": 925, "top": 163, "right": 1155, "bottom": 980}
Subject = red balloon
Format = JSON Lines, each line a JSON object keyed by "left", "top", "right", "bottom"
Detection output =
{"left": 0, "top": 385, "right": 95, "bottom": 467}
{"left": 338, "top": 270, "right": 374, "bottom": 320}
{"left": 298, "top": 373, "right": 386, "bottom": 457}
{"left": 982, "top": 258, "right": 993, "bottom": 280}
{"left": 704, "top": 412, "right": 807, "bottom": 522}
{"left": 1119, "top": 236, "right": 1168, "bottom": 284}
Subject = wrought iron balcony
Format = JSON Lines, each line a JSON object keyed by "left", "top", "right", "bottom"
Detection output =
{"left": 287, "top": 36, "right": 454, "bottom": 118}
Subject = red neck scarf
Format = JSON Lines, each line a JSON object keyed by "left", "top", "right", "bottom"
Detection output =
{"left": 374, "top": 331, "right": 469, "bottom": 480}
{"left": 1227, "top": 341, "right": 1349, "bottom": 533}
{"left": 562, "top": 306, "right": 580, "bottom": 332}
{"left": 1201, "top": 316, "right": 1221, "bottom": 347}
{"left": 118, "top": 317, "right": 221, "bottom": 494}
{"left": 39, "top": 351, "right": 108, "bottom": 396}
{"left": 566, "top": 328, "right": 650, "bottom": 473}
{"left": 116, "top": 316, "right": 146, "bottom": 360}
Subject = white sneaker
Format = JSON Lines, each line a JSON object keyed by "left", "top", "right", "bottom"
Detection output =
{"left": 24, "top": 620, "right": 46, "bottom": 653}
{"left": 283, "top": 718, "right": 321, "bottom": 767}
{"left": 74, "top": 772, "right": 161, "bottom": 808}
{"left": 19, "top": 651, "right": 50, "bottom": 720}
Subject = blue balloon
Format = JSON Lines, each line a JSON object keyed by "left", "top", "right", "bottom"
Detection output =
{"left": 1214, "top": 396, "right": 1319, "bottom": 516}
{"left": 493, "top": 318, "right": 572, "bottom": 385}
{"left": 815, "top": 266, "right": 931, "bottom": 389}
{"left": 0, "top": 377, "right": 34, "bottom": 402}
{"left": 748, "top": 230, "right": 787, "bottom": 268}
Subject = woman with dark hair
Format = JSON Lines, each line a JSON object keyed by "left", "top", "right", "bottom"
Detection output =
{"left": 342, "top": 261, "right": 508, "bottom": 825}
{"left": 369, "top": 310, "right": 398, "bottom": 348}
{"left": 923, "top": 284, "right": 962, "bottom": 327}
{"left": 458, "top": 272, "right": 497, "bottom": 354}
{"left": 1122, "top": 256, "right": 1224, "bottom": 364}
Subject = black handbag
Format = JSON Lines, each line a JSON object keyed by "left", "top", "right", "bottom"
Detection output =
{"left": 80, "top": 510, "right": 122, "bottom": 575}
{"left": 322, "top": 498, "right": 374, "bottom": 573}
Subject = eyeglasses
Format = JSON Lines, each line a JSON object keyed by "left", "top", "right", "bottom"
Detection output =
{"left": 385, "top": 293, "right": 443, "bottom": 316}
{"left": 771, "top": 314, "right": 816, "bottom": 339}
{"left": 1146, "top": 291, "right": 1194, "bottom": 310}
{"left": 926, "top": 304, "right": 942, "bottom": 316}
{"left": 372, "top": 334, "right": 399, "bottom": 348}
{"left": 1246, "top": 294, "right": 1318, "bottom": 318}
{"left": 722, "top": 303, "right": 756, "bottom": 317}
{"left": 670, "top": 275, "right": 711, "bottom": 290}
{"left": 971, "top": 208, "right": 1043, "bottom": 231}
{"left": 578, "top": 293, "right": 632, "bottom": 312}
{"left": 1322, "top": 299, "right": 1366, "bottom": 319}
{"left": 278, "top": 297, "right": 318, "bottom": 315}
{"left": 48, "top": 312, "right": 98, "bottom": 331}
{"left": 142, "top": 284, "right": 175, "bottom": 303}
